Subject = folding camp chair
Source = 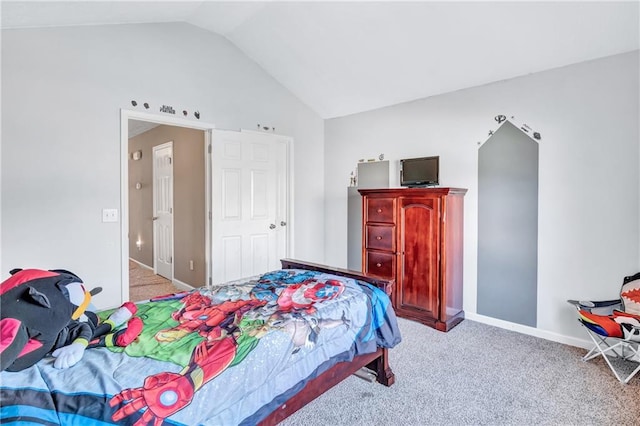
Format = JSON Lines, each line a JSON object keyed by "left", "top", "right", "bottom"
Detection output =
{"left": 568, "top": 272, "right": 640, "bottom": 384}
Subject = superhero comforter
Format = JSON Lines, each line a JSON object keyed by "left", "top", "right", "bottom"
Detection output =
{"left": 0, "top": 268, "right": 401, "bottom": 425}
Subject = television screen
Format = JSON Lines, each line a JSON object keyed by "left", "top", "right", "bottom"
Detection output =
{"left": 400, "top": 156, "right": 439, "bottom": 187}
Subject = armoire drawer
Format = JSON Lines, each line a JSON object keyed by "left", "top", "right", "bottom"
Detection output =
{"left": 366, "top": 225, "right": 395, "bottom": 251}
{"left": 365, "top": 250, "right": 395, "bottom": 279}
{"left": 366, "top": 198, "right": 395, "bottom": 223}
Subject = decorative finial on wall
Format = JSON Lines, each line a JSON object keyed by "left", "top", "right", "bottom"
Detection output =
{"left": 257, "top": 123, "right": 276, "bottom": 132}
{"left": 483, "top": 115, "right": 542, "bottom": 144}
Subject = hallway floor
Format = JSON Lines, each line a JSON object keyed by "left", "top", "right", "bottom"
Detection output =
{"left": 129, "top": 260, "right": 181, "bottom": 302}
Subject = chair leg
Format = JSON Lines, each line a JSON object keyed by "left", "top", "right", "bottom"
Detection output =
{"left": 622, "top": 363, "right": 640, "bottom": 384}
{"left": 582, "top": 333, "right": 614, "bottom": 361}
{"left": 582, "top": 328, "right": 640, "bottom": 384}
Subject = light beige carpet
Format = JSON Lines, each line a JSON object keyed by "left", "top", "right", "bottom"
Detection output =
{"left": 129, "top": 260, "right": 181, "bottom": 302}
{"left": 281, "top": 317, "right": 640, "bottom": 426}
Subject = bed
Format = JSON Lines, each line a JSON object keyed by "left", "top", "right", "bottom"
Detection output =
{"left": 0, "top": 259, "right": 401, "bottom": 425}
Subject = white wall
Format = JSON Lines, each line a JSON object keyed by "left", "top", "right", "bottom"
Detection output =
{"left": 1, "top": 23, "right": 325, "bottom": 309}
{"left": 324, "top": 51, "right": 639, "bottom": 344}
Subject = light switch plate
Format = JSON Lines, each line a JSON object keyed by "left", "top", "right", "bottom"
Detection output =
{"left": 102, "top": 208, "right": 118, "bottom": 223}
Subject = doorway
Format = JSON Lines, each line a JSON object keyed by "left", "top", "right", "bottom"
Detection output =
{"left": 127, "top": 121, "right": 207, "bottom": 301}
{"left": 122, "top": 110, "right": 213, "bottom": 303}
{"left": 120, "top": 110, "right": 293, "bottom": 304}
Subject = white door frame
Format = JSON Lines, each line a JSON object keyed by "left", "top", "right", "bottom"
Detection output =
{"left": 120, "top": 109, "right": 215, "bottom": 304}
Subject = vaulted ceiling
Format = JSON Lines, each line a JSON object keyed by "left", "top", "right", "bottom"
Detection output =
{"left": 2, "top": 1, "right": 638, "bottom": 118}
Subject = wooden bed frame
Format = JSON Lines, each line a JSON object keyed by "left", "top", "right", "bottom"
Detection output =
{"left": 259, "top": 258, "right": 396, "bottom": 425}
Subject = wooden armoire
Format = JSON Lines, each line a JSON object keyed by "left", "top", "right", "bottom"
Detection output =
{"left": 359, "top": 188, "right": 467, "bottom": 331}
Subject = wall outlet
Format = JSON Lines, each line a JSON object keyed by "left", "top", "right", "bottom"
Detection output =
{"left": 102, "top": 208, "right": 118, "bottom": 223}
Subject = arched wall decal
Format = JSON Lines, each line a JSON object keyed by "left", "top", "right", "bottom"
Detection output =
{"left": 477, "top": 119, "right": 539, "bottom": 327}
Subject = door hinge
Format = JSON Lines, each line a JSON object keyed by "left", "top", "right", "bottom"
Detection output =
{"left": 209, "top": 211, "right": 212, "bottom": 221}
{"left": 208, "top": 144, "right": 212, "bottom": 154}
{"left": 169, "top": 207, "right": 173, "bottom": 214}
{"left": 169, "top": 256, "right": 173, "bottom": 263}
{"left": 169, "top": 157, "right": 172, "bottom": 164}
{"left": 209, "top": 277, "right": 212, "bottom": 287}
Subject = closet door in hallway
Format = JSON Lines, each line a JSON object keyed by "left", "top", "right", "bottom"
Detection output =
{"left": 152, "top": 141, "right": 174, "bottom": 280}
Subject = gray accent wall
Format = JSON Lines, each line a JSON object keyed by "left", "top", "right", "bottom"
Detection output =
{"left": 477, "top": 121, "right": 539, "bottom": 326}
{"left": 347, "top": 187, "right": 362, "bottom": 271}
{"left": 347, "top": 161, "right": 389, "bottom": 270}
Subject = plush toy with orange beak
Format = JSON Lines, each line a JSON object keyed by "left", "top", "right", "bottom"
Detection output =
{"left": 0, "top": 268, "right": 142, "bottom": 372}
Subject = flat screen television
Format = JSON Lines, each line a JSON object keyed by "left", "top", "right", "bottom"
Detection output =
{"left": 400, "top": 156, "right": 439, "bottom": 187}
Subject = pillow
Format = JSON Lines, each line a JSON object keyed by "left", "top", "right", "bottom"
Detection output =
{"left": 620, "top": 273, "right": 640, "bottom": 316}
{"left": 613, "top": 310, "right": 640, "bottom": 342}
{"left": 578, "top": 309, "right": 623, "bottom": 338}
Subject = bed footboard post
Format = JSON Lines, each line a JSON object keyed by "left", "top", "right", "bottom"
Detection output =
{"left": 367, "top": 348, "right": 395, "bottom": 387}
{"left": 279, "top": 258, "right": 397, "bottom": 388}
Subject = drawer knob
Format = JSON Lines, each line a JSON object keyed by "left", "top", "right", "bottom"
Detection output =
{"left": 377, "top": 208, "right": 382, "bottom": 213}
{"left": 376, "top": 263, "right": 382, "bottom": 267}
{"left": 376, "top": 236, "right": 382, "bottom": 240}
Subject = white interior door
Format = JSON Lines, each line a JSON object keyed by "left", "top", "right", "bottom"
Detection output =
{"left": 211, "top": 130, "right": 290, "bottom": 284}
{"left": 153, "top": 141, "right": 174, "bottom": 280}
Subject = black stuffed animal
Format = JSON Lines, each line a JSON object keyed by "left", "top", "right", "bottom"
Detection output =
{"left": 0, "top": 268, "right": 141, "bottom": 372}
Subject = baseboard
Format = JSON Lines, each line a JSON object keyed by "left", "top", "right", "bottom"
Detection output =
{"left": 172, "top": 278, "right": 195, "bottom": 291}
{"left": 129, "top": 259, "right": 197, "bottom": 291}
{"left": 465, "top": 312, "right": 592, "bottom": 350}
{"left": 129, "top": 258, "right": 152, "bottom": 270}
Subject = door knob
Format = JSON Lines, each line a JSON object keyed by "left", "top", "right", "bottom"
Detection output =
{"left": 280, "top": 221, "right": 287, "bottom": 226}
{"left": 152, "top": 216, "right": 159, "bottom": 221}
{"left": 269, "top": 224, "right": 276, "bottom": 229}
